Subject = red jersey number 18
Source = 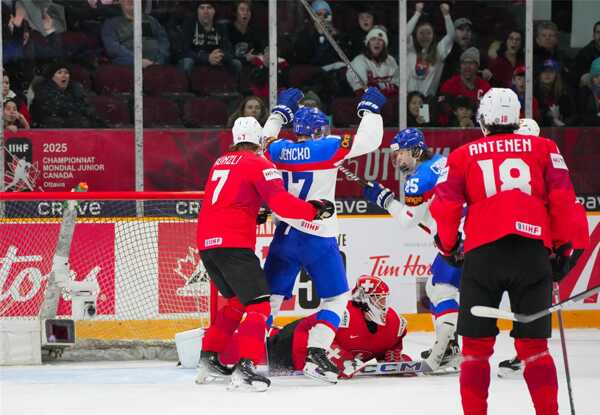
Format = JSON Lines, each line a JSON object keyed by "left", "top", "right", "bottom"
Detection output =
{"left": 477, "top": 158, "right": 532, "bottom": 197}
{"left": 211, "top": 169, "right": 230, "bottom": 204}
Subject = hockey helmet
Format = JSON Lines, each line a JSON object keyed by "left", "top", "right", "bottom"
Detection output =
{"left": 390, "top": 128, "right": 426, "bottom": 172}
{"left": 293, "top": 106, "right": 329, "bottom": 138}
{"left": 477, "top": 88, "right": 520, "bottom": 134}
{"left": 351, "top": 275, "right": 390, "bottom": 325}
{"left": 515, "top": 118, "right": 540, "bottom": 136}
{"left": 232, "top": 116, "right": 263, "bottom": 146}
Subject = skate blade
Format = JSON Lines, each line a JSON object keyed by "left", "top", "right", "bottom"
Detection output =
{"left": 497, "top": 367, "right": 523, "bottom": 379}
{"left": 302, "top": 363, "right": 338, "bottom": 384}
{"left": 195, "top": 369, "right": 230, "bottom": 385}
{"left": 227, "top": 375, "right": 270, "bottom": 392}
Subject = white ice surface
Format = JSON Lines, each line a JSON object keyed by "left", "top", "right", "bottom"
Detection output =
{"left": 1, "top": 330, "right": 599, "bottom": 415}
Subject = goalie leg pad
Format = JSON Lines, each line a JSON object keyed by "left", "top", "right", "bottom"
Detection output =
{"left": 267, "top": 294, "right": 285, "bottom": 328}
{"left": 460, "top": 336, "right": 495, "bottom": 415}
{"left": 202, "top": 297, "right": 245, "bottom": 353}
{"left": 515, "top": 338, "right": 558, "bottom": 415}
{"left": 232, "top": 299, "right": 270, "bottom": 365}
{"left": 426, "top": 277, "right": 459, "bottom": 310}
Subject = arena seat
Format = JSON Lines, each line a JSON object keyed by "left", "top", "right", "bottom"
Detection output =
{"left": 143, "top": 65, "right": 189, "bottom": 95}
{"left": 88, "top": 95, "right": 130, "bottom": 127}
{"left": 94, "top": 64, "right": 134, "bottom": 95}
{"left": 182, "top": 97, "right": 228, "bottom": 127}
{"left": 331, "top": 97, "right": 360, "bottom": 127}
{"left": 143, "top": 96, "right": 183, "bottom": 128}
{"left": 189, "top": 66, "right": 238, "bottom": 96}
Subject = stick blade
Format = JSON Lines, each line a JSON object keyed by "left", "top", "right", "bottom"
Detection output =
{"left": 471, "top": 306, "right": 517, "bottom": 321}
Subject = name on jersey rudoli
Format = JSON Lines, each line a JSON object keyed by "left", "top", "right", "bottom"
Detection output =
{"left": 279, "top": 147, "right": 311, "bottom": 161}
{"left": 215, "top": 155, "right": 243, "bottom": 166}
{"left": 468, "top": 137, "right": 532, "bottom": 156}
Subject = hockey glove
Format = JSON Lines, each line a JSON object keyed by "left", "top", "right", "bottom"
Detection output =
{"left": 550, "top": 242, "right": 574, "bottom": 282}
{"left": 256, "top": 207, "right": 271, "bottom": 225}
{"left": 434, "top": 233, "right": 464, "bottom": 267}
{"left": 357, "top": 87, "right": 386, "bottom": 118}
{"left": 363, "top": 181, "right": 395, "bottom": 210}
{"left": 272, "top": 88, "right": 303, "bottom": 124}
{"left": 308, "top": 199, "right": 335, "bottom": 220}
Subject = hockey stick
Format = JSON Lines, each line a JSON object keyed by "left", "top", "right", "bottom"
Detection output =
{"left": 297, "top": 0, "right": 367, "bottom": 88}
{"left": 554, "top": 283, "right": 576, "bottom": 415}
{"left": 338, "top": 165, "right": 432, "bottom": 235}
{"left": 471, "top": 283, "right": 600, "bottom": 323}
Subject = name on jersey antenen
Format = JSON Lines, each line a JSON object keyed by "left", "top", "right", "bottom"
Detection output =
{"left": 468, "top": 138, "right": 532, "bottom": 156}
{"left": 515, "top": 221, "right": 541, "bottom": 236}
{"left": 215, "top": 155, "right": 242, "bottom": 166}
{"left": 204, "top": 237, "right": 223, "bottom": 247}
{"left": 279, "top": 147, "right": 311, "bottom": 161}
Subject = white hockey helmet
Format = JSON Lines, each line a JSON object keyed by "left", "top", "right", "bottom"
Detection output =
{"left": 515, "top": 118, "right": 540, "bottom": 136}
{"left": 477, "top": 88, "right": 521, "bottom": 133}
{"left": 232, "top": 116, "right": 263, "bottom": 146}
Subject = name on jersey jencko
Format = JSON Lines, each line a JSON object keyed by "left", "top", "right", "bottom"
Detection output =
{"left": 469, "top": 137, "right": 532, "bottom": 156}
{"left": 279, "top": 147, "right": 311, "bottom": 161}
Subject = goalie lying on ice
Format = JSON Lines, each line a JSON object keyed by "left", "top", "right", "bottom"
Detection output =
{"left": 267, "top": 275, "right": 412, "bottom": 377}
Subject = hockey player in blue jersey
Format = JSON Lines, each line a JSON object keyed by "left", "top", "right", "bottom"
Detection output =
{"left": 261, "top": 87, "right": 386, "bottom": 383}
{"left": 362, "top": 128, "right": 462, "bottom": 373}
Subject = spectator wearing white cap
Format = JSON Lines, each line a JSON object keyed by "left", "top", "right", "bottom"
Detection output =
{"left": 346, "top": 25, "right": 399, "bottom": 97}
{"left": 406, "top": 2, "right": 455, "bottom": 98}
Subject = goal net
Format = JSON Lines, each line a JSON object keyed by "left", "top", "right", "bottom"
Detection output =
{"left": 0, "top": 190, "right": 216, "bottom": 361}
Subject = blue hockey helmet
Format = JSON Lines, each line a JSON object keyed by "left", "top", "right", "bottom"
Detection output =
{"left": 293, "top": 106, "right": 329, "bottom": 138}
{"left": 390, "top": 128, "right": 427, "bottom": 153}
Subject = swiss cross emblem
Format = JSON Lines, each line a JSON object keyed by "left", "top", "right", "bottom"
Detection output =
{"left": 361, "top": 279, "right": 375, "bottom": 292}
{"left": 328, "top": 347, "right": 342, "bottom": 360}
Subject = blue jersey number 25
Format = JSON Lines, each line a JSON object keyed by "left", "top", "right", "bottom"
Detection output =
{"left": 282, "top": 171, "right": 313, "bottom": 200}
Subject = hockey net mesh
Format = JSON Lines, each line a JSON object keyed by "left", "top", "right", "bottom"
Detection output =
{"left": 0, "top": 195, "right": 212, "bottom": 350}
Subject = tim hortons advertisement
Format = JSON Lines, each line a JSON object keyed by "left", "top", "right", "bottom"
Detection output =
{"left": 0, "top": 222, "right": 115, "bottom": 317}
{"left": 3, "top": 130, "right": 134, "bottom": 192}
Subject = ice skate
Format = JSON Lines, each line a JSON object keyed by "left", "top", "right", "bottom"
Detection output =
{"left": 421, "top": 339, "right": 461, "bottom": 374}
{"left": 195, "top": 351, "right": 233, "bottom": 384}
{"left": 498, "top": 357, "right": 522, "bottom": 378}
{"left": 303, "top": 347, "right": 339, "bottom": 384}
{"left": 228, "top": 358, "right": 271, "bottom": 392}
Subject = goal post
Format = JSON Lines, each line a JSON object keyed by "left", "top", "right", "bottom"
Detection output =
{"left": 0, "top": 190, "right": 217, "bottom": 363}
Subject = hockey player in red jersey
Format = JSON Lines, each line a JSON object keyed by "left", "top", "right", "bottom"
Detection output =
{"left": 196, "top": 116, "right": 335, "bottom": 391}
{"left": 267, "top": 276, "right": 411, "bottom": 377}
{"left": 430, "top": 89, "right": 589, "bottom": 414}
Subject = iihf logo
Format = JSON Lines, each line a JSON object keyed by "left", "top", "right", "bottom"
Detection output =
{"left": 4, "top": 139, "right": 40, "bottom": 192}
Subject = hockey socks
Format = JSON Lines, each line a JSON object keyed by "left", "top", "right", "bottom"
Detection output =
{"left": 460, "top": 336, "right": 495, "bottom": 415}
{"left": 515, "top": 338, "right": 558, "bottom": 415}
{"left": 202, "top": 297, "right": 245, "bottom": 353}
{"left": 232, "top": 300, "right": 271, "bottom": 365}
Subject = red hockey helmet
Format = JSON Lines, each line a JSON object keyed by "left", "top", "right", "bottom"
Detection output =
{"left": 351, "top": 275, "right": 390, "bottom": 325}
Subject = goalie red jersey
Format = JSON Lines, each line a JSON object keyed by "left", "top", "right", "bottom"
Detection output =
{"left": 267, "top": 276, "right": 410, "bottom": 375}
{"left": 431, "top": 132, "right": 583, "bottom": 253}
{"left": 197, "top": 150, "right": 316, "bottom": 250}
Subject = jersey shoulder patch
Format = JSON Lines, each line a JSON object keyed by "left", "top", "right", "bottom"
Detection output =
{"left": 550, "top": 152, "right": 568, "bottom": 170}
{"left": 262, "top": 167, "right": 282, "bottom": 181}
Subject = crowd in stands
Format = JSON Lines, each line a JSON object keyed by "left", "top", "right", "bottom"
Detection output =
{"left": 2, "top": 0, "right": 600, "bottom": 129}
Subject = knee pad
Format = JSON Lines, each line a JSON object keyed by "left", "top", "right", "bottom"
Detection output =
{"left": 426, "top": 278, "right": 459, "bottom": 307}
{"left": 515, "top": 338, "right": 550, "bottom": 364}
{"left": 244, "top": 299, "right": 271, "bottom": 321}
{"left": 462, "top": 336, "right": 495, "bottom": 360}
{"left": 316, "top": 291, "right": 349, "bottom": 330}
{"left": 224, "top": 297, "right": 245, "bottom": 320}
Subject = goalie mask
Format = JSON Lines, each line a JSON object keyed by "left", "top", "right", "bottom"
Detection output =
{"left": 351, "top": 275, "right": 390, "bottom": 325}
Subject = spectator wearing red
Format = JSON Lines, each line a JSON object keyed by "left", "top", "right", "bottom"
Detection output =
{"left": 511, "top": 65, "right": 540, "bottom": 121}
{"left": 346, "top": 26, "right": 399, "bottom": 97}
{"left": 577, "top": 57, "right": 600, "bottom": 126}
{"left": 228, "top": 1, "right": 264, "bottom": 67}
{"left": 247, "top": 46, "right": 289, "bottom": 99}
{"left": 573, "top": 21, "right": 600, "bottom": 87}
{"left": 439, "top": 47, "right": 491, "bottom": 103}
{"left": 226, "top": 95, "right": 267, "bottom": 128}
{"left": 2, "top": 72, "right": 31, "bottom": 123}
{"left": 347, "top": 5, "right": 375, "bottom": 59}
{"left": 4, "top": 99, "right": 30, "bottom": 132}
{"left": 534, "top": 59, "right": 576, "bottom": 127}
{"left": 488, "top": 31, "right": 524, "bottom": 88}
{"left": 406, "top": 2, "right": 455, "bottom": 98}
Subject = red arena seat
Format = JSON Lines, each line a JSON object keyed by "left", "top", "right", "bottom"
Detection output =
{"left": 183, "top": 97, "right": 228, "bottom": 127}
